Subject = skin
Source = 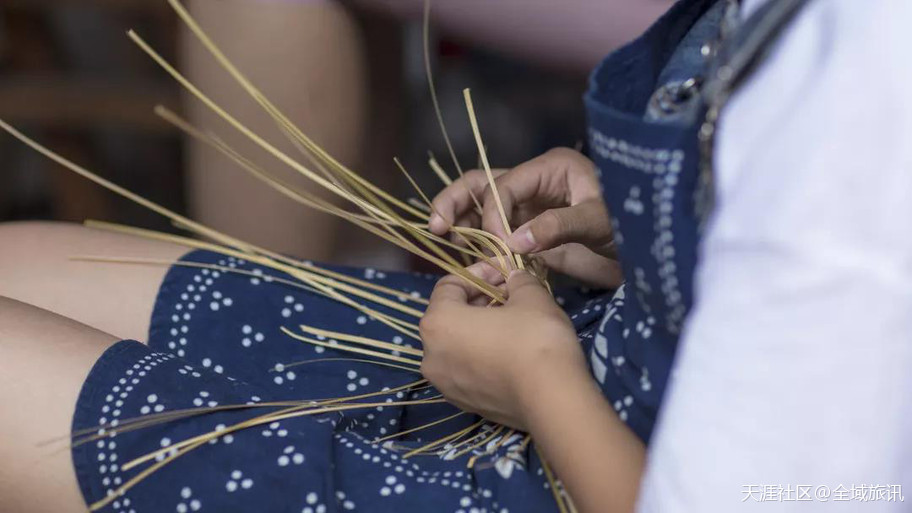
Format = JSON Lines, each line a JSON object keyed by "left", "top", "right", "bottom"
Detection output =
{"left": 182, "top": 0, "right": 368, "bottom": 260}
{"left": 355, "top": 0, "right": 676, "bottom": 72}
{"left": 3, "top": 2, "right": 671, "bottom": 510}
{"left": 0, "top": 296, "right": 118, "bottom": 513}
{"left": 421, "top": 271, "right": 645, "bottom": 513}
{"left": 0, "top": 222, "right": 179, "bottom": 513}
{"left": 429, "top": 147, "right": 622, "bottom": 289}
{"left": 0, "top": 148, "right": 640, "bottom": 512}
{"left": 184, "top": 0, "right": 674, "bottom": 262}
{"left": 422, "top": 147, "right": 643, "bottom": 512}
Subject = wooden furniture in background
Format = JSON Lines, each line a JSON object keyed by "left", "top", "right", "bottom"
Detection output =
{"left": 0, "top": 1, "right": 181, "bottom": 225}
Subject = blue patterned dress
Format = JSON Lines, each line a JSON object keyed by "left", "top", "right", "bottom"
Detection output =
{"left": 72, "top": 1, "right": 731, "bottom": 511}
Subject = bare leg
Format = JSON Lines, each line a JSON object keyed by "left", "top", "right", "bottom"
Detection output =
{"left": 0, "top": 221, "right": 188, "bottom": 341}
{"left": 0, "top": 296, "right": 118, "bottom": 513}
{"left": 181, "top": 0, "right": 368, "bottom": 260}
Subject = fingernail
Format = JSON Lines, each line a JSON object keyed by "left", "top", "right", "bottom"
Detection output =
{"left": 428, "top": 214, "right": 444, "bottom": 233}
{"left": 508, "top": 225, "right": 537, "bottom": 253}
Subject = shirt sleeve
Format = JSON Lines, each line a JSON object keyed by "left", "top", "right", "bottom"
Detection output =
{"left": 638, "top": 0, "right": 912, "bottom": 511}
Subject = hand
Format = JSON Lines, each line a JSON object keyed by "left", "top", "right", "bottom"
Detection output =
{"left": 419, "top": 269, "right": 590, "bottom": 431}
{"left": 429, "top": 148, "right": 621, "bottom": 289}
{"left": 427, "top": 167, "right": 506, "bottom": 245}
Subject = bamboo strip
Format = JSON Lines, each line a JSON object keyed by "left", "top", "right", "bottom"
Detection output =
{"left": 282, "top": 328, "right": 422, "bottom": 366}
{"left": 298, "top": 324, "right": 424, "bottom": 358}
{"left": 421, "top": 0, "right": 484, "bottom": 215}
{"left": 402, "top": 419, "right": 485, "bottom": 459}
{"left": 373, "top": 411, "right": 466, "bottom": 443}
{"left": 83, "top": 221, "right": 428, "bottom": 330}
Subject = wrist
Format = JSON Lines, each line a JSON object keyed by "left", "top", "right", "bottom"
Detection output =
{"left": 515, "top": 350, "right": 596, "bottom": 430}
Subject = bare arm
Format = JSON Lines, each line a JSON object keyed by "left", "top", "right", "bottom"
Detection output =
{"left": 421, "top": 269, "right": 646, "bottom": 513}
{"left": 425, "top": 148, "right": 645, "bottom": 511}
{"left": 352, "top": 0, "right": 675, "bottom": 71}
{"left": 524, "top": 362, "right": 646, "bottom": 512}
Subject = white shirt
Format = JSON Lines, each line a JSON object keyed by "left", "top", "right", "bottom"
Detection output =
{"left": 639, "top": 0, "right": 912, "bottom": 511}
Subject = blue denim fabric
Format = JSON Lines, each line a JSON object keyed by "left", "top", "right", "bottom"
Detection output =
{"left": 645, "top": 0, "right": 737, "bottom": 124}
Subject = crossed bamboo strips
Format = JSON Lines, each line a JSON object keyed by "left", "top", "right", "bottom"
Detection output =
{"left": 0, "top": 0, "right": 574, "bottom": 511}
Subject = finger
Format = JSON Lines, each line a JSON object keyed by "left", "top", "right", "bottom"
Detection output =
{"left": 428, "top": 274, "right": 473, "bottom": 307}
{"left": 537, "top": 244, "right": 623, "bottom": 289}
{"left": 463, "top": 262, "right": 507, "bottom": 307}
{"left": 429, "top": 169, "right": 502, "bottom": 235}
{"left": 479, "top": 162, "right": 550, "bottom": 241}
{"left": 465, "top": 261, "right": 507, "bottom": 287}
{"left": 454, "top": 211, "right": 481, "bottom": 230}
{"left": 480, "top": 148, "right": 600, "bottom": 240}
{"left": 505, "top": 270, "right": 553, "bottom": 308}
{"left": 469, "top": 288, "right": 503, "bottom": 307}
{"left": 428, "top": 169, "right": 488, "bottom": 234}
{"left": 448, "top": 211, "right": 482, "bottom": 245}
{"left": 507, "top": 199, "right": 612, "bottom": 254}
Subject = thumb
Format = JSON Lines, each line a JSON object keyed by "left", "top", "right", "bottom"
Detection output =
{"left": 507, "top": 199, "right": 612, "bottom": 254}
{"left": 505, "top": 270, "right": 552, "bottom": 307}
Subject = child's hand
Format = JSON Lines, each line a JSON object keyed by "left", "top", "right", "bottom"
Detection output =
{"left": 419, "top": 269, "right": 590, "bottom": 431}
{"left": 429, "top": 148, "right": 621, "bottom": 289}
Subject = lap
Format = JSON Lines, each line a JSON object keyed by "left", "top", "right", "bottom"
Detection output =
{"left": 0, "top": 223, "right": 603, "bottom": 512}
{"left": 65, "top": 254, "right": 563, "bottom": 512}
{"left": 147, "top": 248, "right": 435, "bottom": 392}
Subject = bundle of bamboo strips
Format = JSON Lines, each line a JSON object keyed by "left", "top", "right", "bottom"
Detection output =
{"left": 0, "top": 1, "right": 573, "bottom": 511}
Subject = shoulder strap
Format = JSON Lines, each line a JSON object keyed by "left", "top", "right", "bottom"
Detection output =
{"left": 696, "top": 0, "right": 814, "bottom": 224}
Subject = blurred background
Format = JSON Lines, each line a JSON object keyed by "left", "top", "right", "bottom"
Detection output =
{"left": 0, "top": 0, "right": 660, "bottom": 270}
